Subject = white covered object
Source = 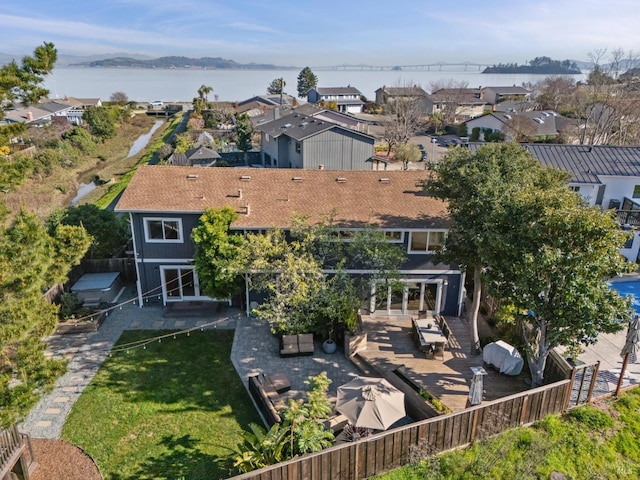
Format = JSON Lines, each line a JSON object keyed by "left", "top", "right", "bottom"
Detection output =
{"left": 483, "top": 340, "right": 524, "bottom": 376}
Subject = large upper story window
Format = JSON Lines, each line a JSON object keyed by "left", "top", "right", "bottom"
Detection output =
{"left": 144, "top": 218, "right": 183, "bottom": 243}
{"left": 383, "top": 231, "right": 404, "bottom": 243}
{"left": 408, "top": 231, "right": 446, "bottom": 254}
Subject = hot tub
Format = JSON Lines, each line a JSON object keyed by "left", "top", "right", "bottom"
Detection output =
{"left": 70, "top": 272, "right": 123, "bottom": 307}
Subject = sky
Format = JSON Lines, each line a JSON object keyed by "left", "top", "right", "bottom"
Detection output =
{"left": 2, "top": 0, "right": 639, "bottom": 66}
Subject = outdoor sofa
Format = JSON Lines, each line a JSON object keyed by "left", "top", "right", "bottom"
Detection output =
{"left": 279, "top": 333, "right": 315, "bottom": 357}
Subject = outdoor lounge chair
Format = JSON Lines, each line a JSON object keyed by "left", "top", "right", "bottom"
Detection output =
{"left": 280, "top": 334, "right": 299, "bottom": 357}
{"left": 297, "top": 333, "right": 315, "bottom": 356}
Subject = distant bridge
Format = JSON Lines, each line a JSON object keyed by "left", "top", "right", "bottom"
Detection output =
{"left": 309, "top": 62, "right": 493, "bottom": 72}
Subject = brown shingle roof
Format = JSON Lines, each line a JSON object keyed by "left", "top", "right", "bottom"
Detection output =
{"left": 115, "top": 166, "right": 449, "bottom": 229}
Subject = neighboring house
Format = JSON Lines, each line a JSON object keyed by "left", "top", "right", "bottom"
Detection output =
{"left": 114, "top": 166, "right": 464, "bottom": 316}
{"left": 255, "top": 111, "right": 375, "bottom": 170}
{"left": 167, "top": 146, "right": 221, "bottom": 167}
{"left": 1, "top": 96, "right": 102, "bottom": 126}
{"left": 470, "top": 143, "right": 640, "bottom": 261}
{"left": 425, "top": 88, "right": 489, "bottom": 123}
{"left": 294, "top": 103, "right": 372, "bottom": 134}
{"left": 375, "top": 85, "right": 428, "bottom": 106}
{"left": 465, "top": 111, "right": 563, "bottom": 141}
{"left": 480, "top": 86, "right": 531, "bottom": 105}
{"left": 307, "top": 87, "right": 364, "bottom": 114}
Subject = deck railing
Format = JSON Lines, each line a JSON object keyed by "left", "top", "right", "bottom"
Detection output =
{"left": 0, "top": 425, "right": 34, "bottom": 480}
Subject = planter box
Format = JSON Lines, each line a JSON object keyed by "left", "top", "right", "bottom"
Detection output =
{"left": 55, "top": 312, "right": 106, "bottom": 334}
{"left": 344, "top": 332, "right": 367, "bottom": 358}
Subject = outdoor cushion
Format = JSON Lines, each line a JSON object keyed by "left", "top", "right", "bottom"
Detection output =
{"left": 297, "top": 333, "right": 315, "bottom": 355}
{"left": 280, "top": 335, "right": 300, "bottom": 357}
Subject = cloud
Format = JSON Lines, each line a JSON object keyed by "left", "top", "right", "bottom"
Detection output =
{"left": 227, "top": 22, "right": 281, "bottom": 34}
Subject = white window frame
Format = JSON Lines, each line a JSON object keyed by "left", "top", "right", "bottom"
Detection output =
{"left": 408, "top": 231, "right": 447, "bottom": 254}
{"left": 143, "top": 217, "right": 184, "bottom": 243}
{"left": 160, "top": 265, "right": 202, "bottom": 304}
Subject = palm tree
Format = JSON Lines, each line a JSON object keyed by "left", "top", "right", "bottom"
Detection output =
{"left": 197, "top": 84, "right": 213, "bottom": 104}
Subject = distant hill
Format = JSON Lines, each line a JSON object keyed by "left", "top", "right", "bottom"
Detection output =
{"left": 483, "top": 56, "right": 581, "bottom": 74}
{"left": 71, "top": 55, "right": 294, "bottom": 70}
{"left": 0, "top": 51, "right": 154, "bottom": 66}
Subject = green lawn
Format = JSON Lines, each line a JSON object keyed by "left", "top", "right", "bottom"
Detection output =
{"left": 62, "top": 330, "right": 260, "bottom": 480}
{"left": 375, "top": 388, "right": 640, "bottom": 480}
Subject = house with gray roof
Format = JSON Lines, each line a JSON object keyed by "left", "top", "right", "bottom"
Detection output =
{"left": 167, "top": 146, "right": 221, "bottom": 167}
{"left": 375, "top": 85, "right": 428, "bottom": 105}
{"left": 480, "top": 86, "right": 532, "bottom": 105}
{"left": 255, "top": 111, "right": 375, "bottom": 170}
{"left": 307, "top": 86, "right": 364, "bottom": 114}
{"left": 465, "top": 111, "right": 564, "bottom": 141}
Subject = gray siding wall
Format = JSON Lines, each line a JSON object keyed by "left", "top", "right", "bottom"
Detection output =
{"left": 260, "top": 132, "right": 279, "bottom": 166}
{"left": 131, "top": 212, "right": 201, "bottom": 259}
{"left": 302, "top": 129, "right": 374, "bottom": 170}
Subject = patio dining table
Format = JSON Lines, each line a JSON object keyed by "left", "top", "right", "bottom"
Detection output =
{"left": 412, "top": 318, "right": 447, "bottom": 351}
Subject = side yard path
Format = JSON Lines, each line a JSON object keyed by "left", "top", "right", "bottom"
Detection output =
{"left": 20, "top": 298, "right": 241, "bottom": 439}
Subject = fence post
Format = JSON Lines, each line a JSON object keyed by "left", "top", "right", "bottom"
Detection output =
{"left": 586, "top": 361, "right": 600, "bottom": 402}
{"left": 563, "top": 367, "right": 577, "bottom": 410}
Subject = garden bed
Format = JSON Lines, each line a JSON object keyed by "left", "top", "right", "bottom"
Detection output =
{"left": 55, "top": 311, "right": 106, "bottom": 335}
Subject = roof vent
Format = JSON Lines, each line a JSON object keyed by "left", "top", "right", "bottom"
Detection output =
{"left": 533, "top": 117, "right": 544, "bottom": 124}
{"left": 187, "top": 174, "right": 198, "bottom": 180}
{"left": 336, "top": 177, "right": 347, "bottom": 183}
{"left": 503, "top": 113, "right": 512, "bottom": 120}
{"left": 379, "top": 178, "right": 390, "bottom": 184}
{"left": 282, "top": 123, "right": 292, "bottom": 128}
{"left": 292, "top": 177, "right": 303, "bottom": 182}
{"left": 240, "top": 175, "right": 251, "bottom": 181}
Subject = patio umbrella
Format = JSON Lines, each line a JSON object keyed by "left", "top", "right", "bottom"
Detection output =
{"left": 621, "top": 315, "right": 640, "bottom": 363}
{"left": 616, "top": 315, "right": 640, "bottom": 396}
{"left": 335, "top": 377, "right": 406, "bottom": 431}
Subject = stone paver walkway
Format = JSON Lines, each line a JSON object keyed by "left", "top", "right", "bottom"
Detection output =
{"left": 230, "top": 316, "right": 360, "bottom": 405}
{"left": 20, "top": 293, "right": 240, "bottom": 439}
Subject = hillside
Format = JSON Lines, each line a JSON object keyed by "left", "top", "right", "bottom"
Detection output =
{"left": 483, "top": 56, "right": 581, "bottom": 74}
{"left": 71, "top": 55, "right": 293, "bottom": 69}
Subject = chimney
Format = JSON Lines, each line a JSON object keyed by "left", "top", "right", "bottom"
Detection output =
{"left": 26, "top": 111, "right": 33, "bottom": 121}
{"left": 292, "top": 98, "right": 297, "bottom": 107}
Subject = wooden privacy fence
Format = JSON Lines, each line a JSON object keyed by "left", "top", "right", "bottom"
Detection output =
{"left": 230, "top": 379, "right": 571, "bottom": 480}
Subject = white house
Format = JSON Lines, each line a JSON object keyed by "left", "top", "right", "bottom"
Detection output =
{"left": 307, "top": 87, "right": 364, "bottom": 114}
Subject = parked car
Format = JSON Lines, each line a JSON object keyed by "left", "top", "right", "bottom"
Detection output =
{"left": 150, "top": 100, "right": 163, "bottom": 107}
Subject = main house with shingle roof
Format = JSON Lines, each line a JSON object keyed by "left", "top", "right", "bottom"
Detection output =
{"left": 255, "top": 111, "right": 375, "bottom": 170}
{"left": 115, "top": 166, "right": 464, "bottom": 316}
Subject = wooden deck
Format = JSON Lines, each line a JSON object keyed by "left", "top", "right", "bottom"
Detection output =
{"left": 359, "top": 314, "right": 530, "bottom": 412}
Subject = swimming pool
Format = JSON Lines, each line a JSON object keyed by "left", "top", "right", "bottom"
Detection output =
{"left": 609, "top": 280, "right": 640, "bottom": 313}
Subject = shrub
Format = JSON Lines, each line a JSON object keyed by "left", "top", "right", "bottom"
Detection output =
{"left": 58, "top": 292, "right": 79, "bottom": 320}
{"left": 471, "top": 127, "right": 481, "bottom": 141}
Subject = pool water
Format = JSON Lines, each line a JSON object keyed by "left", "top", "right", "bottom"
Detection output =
{"left": 610, "top": 280, "right": 640, "bottom": 313}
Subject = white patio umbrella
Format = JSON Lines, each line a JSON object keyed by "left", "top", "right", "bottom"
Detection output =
{"left": 616, "top": 315, "right": 640, "bottom": 395}
{"left": 335, "top": 377, "right": 406, "bottom": 431}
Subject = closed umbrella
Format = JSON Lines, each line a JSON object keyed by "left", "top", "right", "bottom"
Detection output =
{"left": 336, "top": 377, "right": 406, "bottom": 431}
{"left": 621, "top": 315, "right": 640, "bottom": 363}
{"left": 616, "top": 315, "right": 640, "bottom": 396}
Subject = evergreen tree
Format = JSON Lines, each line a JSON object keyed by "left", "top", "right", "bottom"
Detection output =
{"left": 296, "top": 67, "right": 318, "bottom": 98}
{"left": 0, "top": 210, "right": 91, "bottom": 426}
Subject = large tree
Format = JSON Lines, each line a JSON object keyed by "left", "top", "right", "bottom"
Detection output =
{"left": 267, "top": 77, "right": 286, "bottom": 105}
{"left": 234, "top": 112, "right": 253, "bottom": 157}
{"left": 47, "top": 204, "right": 130, "bottom": 259}
{"left": 192, "top": 207, "right": 244, "bottom": 299}
{"left": 0, "top": 42, "right": 57, "bottom": 147}
{"left": 426, "top": 143, "right": 569, "bottom": 354}
{"left": 296, "top": 67, "right": 318, "bottom": 98}
{"left": 0, "top": 210, "right": 91, "bottom": 426}
{"left": 489, "top": 188, "right": 633, "bottom": 386}
{"left": 380, "top": 82, "right": 426, "bottom": 154}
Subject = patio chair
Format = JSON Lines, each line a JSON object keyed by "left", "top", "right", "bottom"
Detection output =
{"left": 280, "top": 334, "right": 299, "bottom": 357}
{"left": 297, "top": 333, "right": 315, "bottom": 356}
{"left": 433, "top": 342, "right": 445, "bottom": 360}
